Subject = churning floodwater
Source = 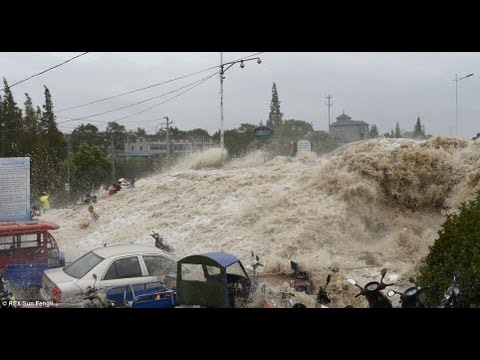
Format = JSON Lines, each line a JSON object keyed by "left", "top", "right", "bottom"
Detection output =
{"left": 42, "top": 137, "right": 480, "bottom": 307}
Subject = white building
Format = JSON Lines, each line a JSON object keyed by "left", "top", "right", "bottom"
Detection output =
{"left": 119, "top": 136, "right": 216, "bottom": 158}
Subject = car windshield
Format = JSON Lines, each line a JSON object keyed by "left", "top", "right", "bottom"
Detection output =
{"left": 64, "top": 251, "right": 104, "bottom": 279}
{"left": 226, "top": 261, "right": 248, "bottom": 279}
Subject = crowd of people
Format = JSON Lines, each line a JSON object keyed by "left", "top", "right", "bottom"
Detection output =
{"left": 108, "top": 177, "right": 135, "bottom": 196}
{"left": 31, "top": 176, "right": 137, "bottom": 228}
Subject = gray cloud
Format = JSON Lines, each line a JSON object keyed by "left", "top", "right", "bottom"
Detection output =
{"left": 1, "top": 52, "right": 478, "bottom": 138}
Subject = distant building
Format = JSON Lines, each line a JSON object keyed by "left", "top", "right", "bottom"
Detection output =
{"left": 329, "top": 113, "right": 369, "bottom": 143}
{"left": 118, "top": 136, "right": 216, "bottom": 158}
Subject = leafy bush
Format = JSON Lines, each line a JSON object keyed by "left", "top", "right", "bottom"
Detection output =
{"left": 418, "top": 190, "right": 480, "bottom": 307}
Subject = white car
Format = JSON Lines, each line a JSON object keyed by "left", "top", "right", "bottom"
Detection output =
{"left": 39, "top": 244, "right": 176, "bottom": 304}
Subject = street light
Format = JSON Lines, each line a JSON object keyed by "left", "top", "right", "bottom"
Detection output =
{"left": 219, "top": 53, "right": 262, "bottom": 151}
{"left": 453, "top": 73, "right": 474, "bottom": 137}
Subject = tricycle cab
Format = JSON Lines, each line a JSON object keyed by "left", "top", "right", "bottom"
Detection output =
{"left": 0, "top": 220, "right": 64, "bottom": 287}
{"left": 176, "top": 252, "right": 254, "bottom": 308}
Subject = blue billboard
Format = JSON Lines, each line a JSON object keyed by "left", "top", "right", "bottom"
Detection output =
{"left": 0, "top": 157, "right": 30, "bottom": 221}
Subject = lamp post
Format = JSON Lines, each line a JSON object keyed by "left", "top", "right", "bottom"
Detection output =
{"left": 219, "top": 53, "right": 262, "bottom": 151}
{"left": 159, "top": 116, "right": 171, "bottom": 158}
{"left": 454, "top": 73, "right": 473, "bottom": 137}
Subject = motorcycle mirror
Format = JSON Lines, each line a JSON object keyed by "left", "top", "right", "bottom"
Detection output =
{"left": 380, "top": 268, "right": 387, "bottom": 283}
{"left": 387, "top": 290, "right": 396, "bottom": 297}
{"left": 409, "top": 276, "right": 416, "bottom": 284}
{"left": 291, "top": 261, "right": 299, "bottom": 272}
{"left": 347, "top": 278, "right": 356, "bottom": 285}
{"left": 325, "top": 274, "right": 331, "bottom": 288}
{"left": 92, "top": 273, "right": 98, "bottom": 289}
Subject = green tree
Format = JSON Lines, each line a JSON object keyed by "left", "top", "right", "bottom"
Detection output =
{"left": 134, "top": 127, "right": 147, "bottom": 138}
{"left": 418, "top": 190, "right": 480, "bottom": 307}
{"left": 413, "top": 117, "right": 424, "bottom": 139}
{"left": 186, "top": 128, "right": 211, "bottom": 141}
{"left": 41, "top": 86, "right": 67, "bottom": 159}
{"left": 1, "top": 78, "right": 23, "bottom": 156}
{"left": 16, "top": 93, "right": 42, "bottom": 162}
{"left": 70, "top": 123, "right": 103, "bottom": 152}
{"left": 71, "top": 142, "right": 112, "bottom": 195}
{"left": 369, "top": 124, "right": 379, "bottom": 138}
{"left": 106, "top": 121, "right": 127, "bottom": 151}
{"left": 41, "top": 86, "right": 56, "bottom": 132}
{"left": 309, "top": 131, "right": 338, "bottom": 155}
{"left": 169, "top": 127, "right": 187, "bottom": 140}
{"left": 268, "top": 119, "right": 313, "bottom": 156}
{"left": 24, "top": 93, "right": 38, "bottom": 131}
{"left": 275, "top": 119, "right": 313, "bottom": 140}
{"left": 394, "top": 122, "right": 402, "bottom": 138}
{"left": 266, "top": 82, "right": 283, "bottom": 130}
{"left": 224, "top": 127, "right": 254, "bottom": 157}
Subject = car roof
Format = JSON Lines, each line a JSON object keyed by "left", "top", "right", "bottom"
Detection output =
{"left": 179, "top": 252, "right": 239, "bottom": 268}
{"left": 92, "top": 244, "right": 175, "bottom": 259}
{"left": 0, "top": 220, "right": 60, "bottom": 234}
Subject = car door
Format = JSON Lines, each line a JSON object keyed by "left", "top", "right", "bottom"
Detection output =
{"left": 99, "top": 255, "right": 148, "bottom": 290}
{"left": 141, "top": 255, "right": 176, "bottom": 286}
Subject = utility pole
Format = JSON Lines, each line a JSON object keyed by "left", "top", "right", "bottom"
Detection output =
{"left": 220, "top": 52, "right": 224, "bottom": 151}
{"left": 66, "top": 136, "right": 71, "bottom": 205}
{"left": 165, "top": 116, "right": 170, "bottom": 158}
{"left": 111, "top": 134, "right": 115, "bottom": 181}
{"left": 326, "top": 94, "right": 333, "bottom": 130}
{"left": 159, "top": 116, "right": 171, "bottom": 158}
{"left": 453, "top": 72, "right": 474, "bottom": 138}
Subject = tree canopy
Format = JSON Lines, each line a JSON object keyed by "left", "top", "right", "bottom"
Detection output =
{"left": 418, "top": 190, "right": 480, "bottom": 307}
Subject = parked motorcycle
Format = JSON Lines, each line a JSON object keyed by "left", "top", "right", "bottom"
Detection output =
{"left": 439, "top": 272, "right": 461, "bottom": 308}
{"left": 151, "top": 231, "right": 173, "bottom": 253}
{"left": 387, "top": 276, "right": 426, "bottom": 308}
{"left": 290, "top": 260, "right": 314, "bottom": 295}
{"left": 347, "top": 268, "right": 393, "bottom": 308}
{"left": 55, "top": 274, "right": 115, "bottom": 308}
{"left": 316, "top": 274, "right": 332, "bottom": 308}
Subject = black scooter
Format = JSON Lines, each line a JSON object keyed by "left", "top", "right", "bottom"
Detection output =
{"left": 151, "top": 231, "right": 173, "bottom": 253}
{"left": 347, "top": 268, "right": 394, "bottom": 308}
{"left": 439, "top": 272, "right": 461, "bottom": 308}
{"left": 316, "top": 274, "right": 332, "bottom": 308}
{"left": 290, "top": 261, "right": 314, "bottom": 295}
{"left": 387, "top": 276, "right": 426, "bottom": 308}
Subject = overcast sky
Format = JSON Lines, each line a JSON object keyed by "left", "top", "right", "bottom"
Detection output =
{"left": 1, "top": 52, "right": 479, "bottom": 139}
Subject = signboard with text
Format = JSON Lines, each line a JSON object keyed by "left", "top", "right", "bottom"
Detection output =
{"left": 297, "top": 140, "right": 312, "bottom": 153}
{"left": 252, "top": 126, "right": 274, "bottom": 141}
{"left": 0, "top": 157, "right": 30, "bottom": 221}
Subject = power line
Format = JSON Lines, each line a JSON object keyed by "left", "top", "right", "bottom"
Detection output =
{"left": 109, "top": 71, "right": 218, "bottom": 123}
{"left": 56, "top": 52, "right": 263, "bottom": 113}
{"left": 58, "top": 69, "right": 218, "bottom": 131}
{"left": 1, "top": 52, "right": 89, "bottom": 92}
{"left": 57, "top": 70, "right": 219, "bottom": 124}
